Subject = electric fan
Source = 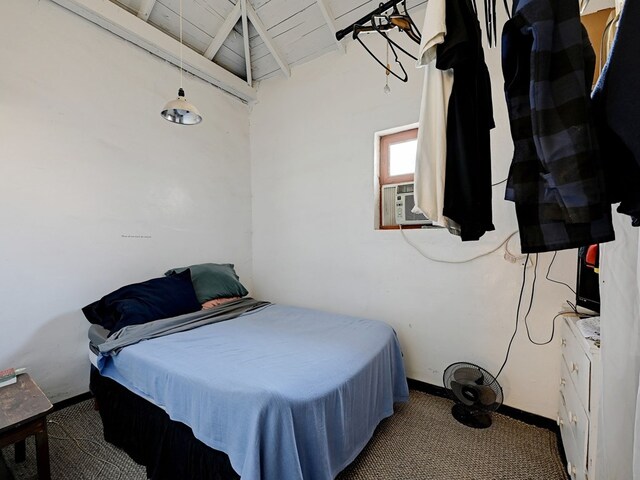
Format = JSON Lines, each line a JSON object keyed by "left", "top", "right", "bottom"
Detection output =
{"left": 443, "top": 362, "right": 503, "bottom": 429}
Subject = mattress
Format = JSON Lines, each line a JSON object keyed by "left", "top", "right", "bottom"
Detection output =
{"left": 88, "top": 324, "right": 109, "bottom": 369}
{"left": 92, "top": 304, "right": 408, "bottom": 480}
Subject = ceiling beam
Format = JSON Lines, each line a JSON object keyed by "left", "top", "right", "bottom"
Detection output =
{"left": 50, "top": 0, "right": 257, "bottom": 103}
{"left": 137, "top": 0, "right": 156, "bottom": 22}
{"left": 240, "top": 0, "right": 252, "bottom": 86}
{"left": 245, "top": 2, "right": 291, "bottom": 78}
{"left": 315, "top": 0, "right": 345, "bottom": 53}
{"left": 203, "top": 1, "right": 242, "bottom": 60}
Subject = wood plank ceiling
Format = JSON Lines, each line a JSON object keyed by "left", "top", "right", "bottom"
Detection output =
{"left": 108, "top": 0, "right": 426, "bottom": 85}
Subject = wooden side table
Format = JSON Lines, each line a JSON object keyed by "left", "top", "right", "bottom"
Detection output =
{"left": 0, "top": 374, "right": 53, "bottom": 479}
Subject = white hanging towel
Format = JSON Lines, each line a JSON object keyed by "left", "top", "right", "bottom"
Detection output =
{"left": 412, "top": 0, "right": 456, "bottom": 229}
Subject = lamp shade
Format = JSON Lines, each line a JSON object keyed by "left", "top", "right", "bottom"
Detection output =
{"left": 161, "top": 88, "right": 202, "bottom": 125}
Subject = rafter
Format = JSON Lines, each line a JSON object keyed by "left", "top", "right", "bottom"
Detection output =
{"left": 50, "top": 0, "right": 256, "bottom": 103}
{"left": 204, "top": 1, "right": 242, "bottom": 60}
{"left": 315, "top": 0, "right": 345, "bottom": 53}
{"left": 137, "top": 0, "right": 156, "bottom": 21}
{"left": 240, "top": 0, "right": 252, "bottom": 86}
{"left": 245, "top": 1, "right": 291, "bottom": 78}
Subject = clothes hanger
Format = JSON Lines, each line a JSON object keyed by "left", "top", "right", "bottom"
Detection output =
{"left": 484, "top": 0, "right": 498, "bottom": 47}
{"left": 354, "top": 25, "right": 410, "bottom": 82}
{"left": 385, "top": 0, "right": 422, "bottom": 44}
{"left": 371, "top": 16, "right": 419, "bottom": 61}
{"left": 374, "top": 0, "right": 421, "bottom": 44}
{"left": 351, "top": 0, "right": 422, "bottom": 83}
{"left": 482, "top": 0, "right": 512, "bottom": 47}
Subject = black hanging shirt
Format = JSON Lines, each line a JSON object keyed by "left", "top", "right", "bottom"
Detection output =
{"left": 436, "top": 0, "right": 496, "bottom": 241}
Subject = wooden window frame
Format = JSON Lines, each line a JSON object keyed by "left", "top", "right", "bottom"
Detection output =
{"left": 378, "top": 128, "right": 419, "bottom": 230}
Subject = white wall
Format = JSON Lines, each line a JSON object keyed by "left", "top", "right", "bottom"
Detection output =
{"left": 0, "top": 0, "right": 253, "bottom": 402}
{"left": 250, "top": 7, "right": 577, "bottom": 418}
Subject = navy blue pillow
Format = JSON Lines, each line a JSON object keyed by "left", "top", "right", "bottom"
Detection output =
{"left": 82, "top": 269, "right": 201, "bottom": 334}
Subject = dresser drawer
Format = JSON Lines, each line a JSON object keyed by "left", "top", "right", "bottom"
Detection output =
{"left": 560, "top": 361, "right": 589, "bottom": 466}
{"left": 561, "top": 319, "right": 592, "bottom": 412}
{"left": 558, "top": 395, "right": 586, "bottom": 480}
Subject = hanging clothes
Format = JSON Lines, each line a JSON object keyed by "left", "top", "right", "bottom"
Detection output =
{"left": 412, "top": 0, "right": 457, "bottom": 230}
{"left": 501, "top": 0, "right": 615, "bottom": 253}
{"left": 591, "top": 0, "right": 640, "bottom": 226}
{"left": 436, "top": 0, "right": 495, "bottom": 241}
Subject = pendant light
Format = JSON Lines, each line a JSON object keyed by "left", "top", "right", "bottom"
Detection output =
{"left": 161, "top": 0, "right": 202, "bottom": 125}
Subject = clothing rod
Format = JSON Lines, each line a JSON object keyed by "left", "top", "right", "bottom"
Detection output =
{"left": 335, "top": 0, "right": 405, "bottom": 41}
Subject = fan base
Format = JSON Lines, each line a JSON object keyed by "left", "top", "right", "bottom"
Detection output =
{"left": 451, "top": 404, "right": 493, "bottom": 429}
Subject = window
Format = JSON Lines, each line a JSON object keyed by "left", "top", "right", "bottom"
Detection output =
{"left": 378, "top": 128, "right": 420, "bottom": 229}
{"left": 379, "top": 128, "right": 418, "bottom": 186}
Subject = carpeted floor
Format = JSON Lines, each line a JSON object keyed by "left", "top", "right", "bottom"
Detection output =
{"left": 1, "top": 390, "right": 567, "bottom": 480}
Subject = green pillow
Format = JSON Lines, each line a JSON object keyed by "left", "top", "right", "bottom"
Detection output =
{"left": 165, "top": 263, "right": 248, "bottom": 304}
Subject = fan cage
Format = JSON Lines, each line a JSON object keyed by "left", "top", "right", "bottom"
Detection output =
{"left": 443, "top": 361, "right": 504, "bottom": 412}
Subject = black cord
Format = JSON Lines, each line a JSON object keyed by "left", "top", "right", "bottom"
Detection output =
{"left": 523, "top": 253, "right": 538, "bottom": 322}
{"left": 526, "top": 312, "right": 565, "bottom": 346}
{"left": 494, "top": 253, "right": 530, "bottom": 381}
{"left": 494, "top": 251, "right": 598, "bottom": 376}
{"left": 565, "top": 299, "right": 598, "bottom": 319}
{"left": 492, "top": 178, "right": 507, "bottom": 187}
{"left": 523, "top": 254, "right": 558, "bottom": 345}
{"left": 545, "top": 251, "right": 577, "bottom": 294}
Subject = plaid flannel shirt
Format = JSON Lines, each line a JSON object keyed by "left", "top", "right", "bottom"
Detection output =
{"left": 501, "top": 0, "right": 614, "bottom": 253}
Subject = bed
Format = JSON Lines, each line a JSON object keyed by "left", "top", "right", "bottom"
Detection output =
{"left": 88, "top": 299, "right": 409, "bottom": 480}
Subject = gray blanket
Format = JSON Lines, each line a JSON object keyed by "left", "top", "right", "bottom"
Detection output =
{"left": 97, "top": 298, "right": 270, "bottom": 355}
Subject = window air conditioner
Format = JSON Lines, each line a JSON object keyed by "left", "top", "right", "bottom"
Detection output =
{"left": 381, "top": 182, "right": 431, "bottom": 227}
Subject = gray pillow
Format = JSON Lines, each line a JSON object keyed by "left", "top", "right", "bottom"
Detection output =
{"left": 165, "top": 263, "right": 248, "bottom": 304}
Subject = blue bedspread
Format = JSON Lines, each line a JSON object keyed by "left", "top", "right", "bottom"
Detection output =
{"left": 98, "top": 304, "right": 409, "bottom": 480}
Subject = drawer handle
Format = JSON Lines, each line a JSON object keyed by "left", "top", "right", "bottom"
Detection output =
{"left": 567, "top": 461, "right": 576, "bottom": 477}
{"left": 560, "top": 377, "right": 566, "bottom": 387}
{"left": 571, "top": 362, "right": 579, "bottom": 373}
{"left": 561, "top": 338, "right": 567, "bottom": 347}
{"left": 556, "top": 415, "right": 564, "bottom": 427}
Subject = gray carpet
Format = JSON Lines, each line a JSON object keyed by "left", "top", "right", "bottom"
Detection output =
{"left": 2, "top": 390, "right": 567, "bottom": 480}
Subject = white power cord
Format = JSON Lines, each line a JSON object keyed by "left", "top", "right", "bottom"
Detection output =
{"left": 399, "top": 225, "right": 520, "bottom": 264}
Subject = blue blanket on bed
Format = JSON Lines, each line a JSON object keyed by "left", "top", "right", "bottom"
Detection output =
{"left": 97, "top": 304, "right": 408, "bottom": 480}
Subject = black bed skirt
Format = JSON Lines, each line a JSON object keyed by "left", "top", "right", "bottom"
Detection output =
{"left": 89, "top": 367, "right": 240, "bottom": 480}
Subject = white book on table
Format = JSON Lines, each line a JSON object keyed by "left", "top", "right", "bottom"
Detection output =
{"left": 0, "top": 376, "right": 17, "bottom": 388}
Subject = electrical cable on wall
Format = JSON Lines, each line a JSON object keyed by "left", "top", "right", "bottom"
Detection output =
{"left": 399, "top": 226, "right": 595, "bottom": 376}
{"left": 522, "top": 253, "right": 560, "bottom": 345}
{"left": 545, "top": 251, "right": 577, "bottom": 294}
{"left": 491, "top": 178, "right": 507, "bottom": 187}
{"left": 399, "top": 226, "right": 519, "bottom": 264}
{"left": 493, "top": 253, "right": 530, "bottom": 381}
{"left": 496, "top": 251, "right": 598, "bottom": 377}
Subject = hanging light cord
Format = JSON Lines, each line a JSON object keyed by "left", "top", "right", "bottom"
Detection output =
{"left": 179, "top": 0, "right": 183, "bottom": 90}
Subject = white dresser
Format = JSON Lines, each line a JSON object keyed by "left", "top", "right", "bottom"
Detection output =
{"left": 558, "top": 315, "right": 601, "bottom": 480}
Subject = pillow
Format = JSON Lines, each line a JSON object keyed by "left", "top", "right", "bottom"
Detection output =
{"left": 201, "top": 297, "right": 241, "bottom": 310}
{"left": 165, "top": 263, "right": 248, "bottom": 303}
{"left": 82, "top": 269, "right": 201, "bottom": 334}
